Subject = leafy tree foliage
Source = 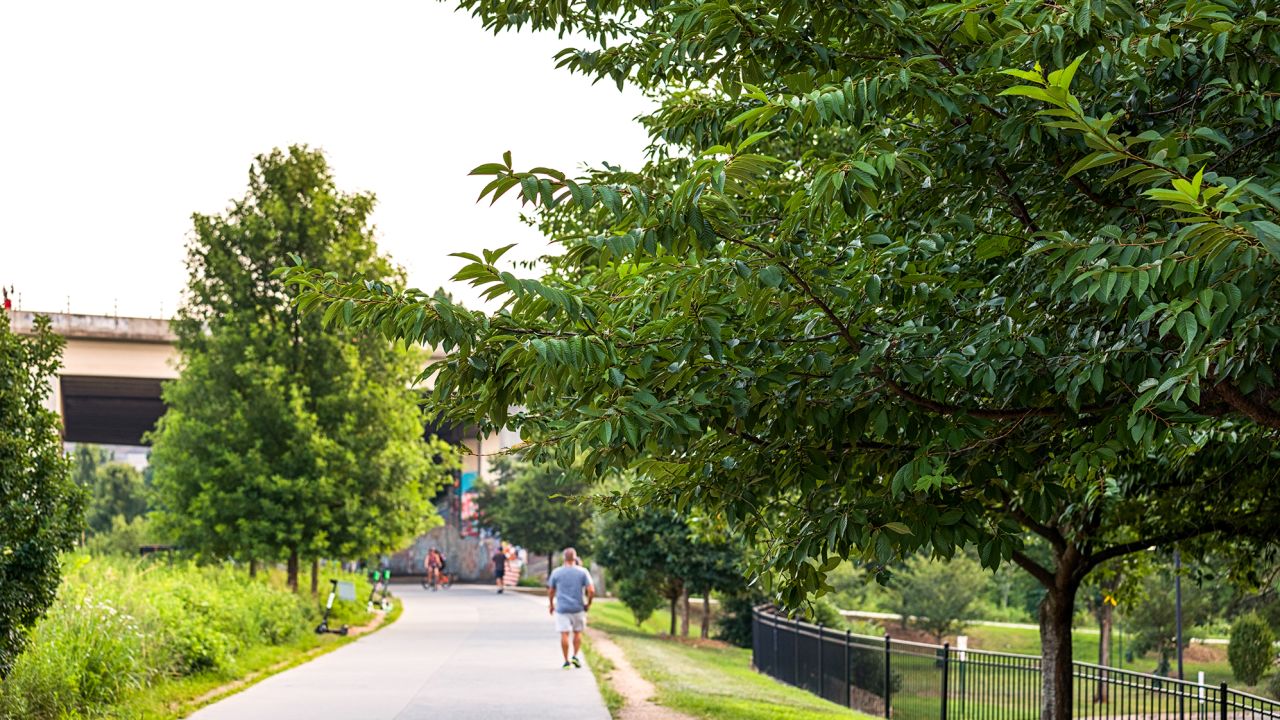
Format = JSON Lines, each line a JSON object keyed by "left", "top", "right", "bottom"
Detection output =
{"left": 1228, "top": 613, "right": 1275, "bottom": 686}
{"left": 86, "top": 463, "right": 148, "bottom": 535}
{"left": 598, "top": 508, "right": 688, "bottom": 630}
{"left": 70, "top": 445, "right": 112, "bottom": 490}
{"left": 476, "top": 456, "right": 593, "bottom": 574}
{"left": 285, "top": 3, "right": 1280, "bottom": 716}
{"left": 0, "top": 314, "right": 84, "bottom": 675}
{"left": 150, "top": 146, "right": 457, "bottom": 590}
{"left": 892, "top": 554, "right": 984, "bottom": 643}
{"left": 1123, "top": 569, "right": 1216, "bottom": 676}
{"left": 597, "top": 508, "right": 743, "bottom": 634}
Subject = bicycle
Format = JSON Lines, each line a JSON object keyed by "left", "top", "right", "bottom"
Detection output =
{"left": 421, "top": 570, "right": 453, "bottom": 591}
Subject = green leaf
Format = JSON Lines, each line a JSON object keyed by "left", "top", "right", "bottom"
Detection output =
{"left": 882, "top": 522, "right": 912, "bottom": 535}
{"left": 1176, "top": 311, "right": 1198, "bottom": 346}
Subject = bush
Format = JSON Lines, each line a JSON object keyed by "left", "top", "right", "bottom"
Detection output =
{"left": 1267, "top": 670, "right": 1280, "bottom": 701}
{"left": 715, "top": 591, "right": 763, "bottom": 648}
{"left": 85, "top": 514, "right": 161, "bottom": 556}
{"left": 809, "top": 598, "right": 849, "bottom": 630}
{"left": 1229, "top": 613, "right": 1275, "bottom": 686}
{"left": 0, "top": 554, "right": 358, "bottom": 720}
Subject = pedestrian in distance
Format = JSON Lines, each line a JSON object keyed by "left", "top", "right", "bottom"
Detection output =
{"left": 547, "top": 547, "right": 594, "bottom": 669}
{"left": 493, "top": 543, "right": 507, "bottom": 594}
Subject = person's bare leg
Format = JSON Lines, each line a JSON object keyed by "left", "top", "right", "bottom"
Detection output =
{"left": 572, "top": 631, "right": 583, "bottom": 657}
{"left": 560, "top": 631, "right": 571, "bottom": 662}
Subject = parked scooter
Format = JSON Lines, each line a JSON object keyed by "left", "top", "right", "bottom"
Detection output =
{"left": 315, "top": 578, "right": 352, "bottom": 635}
{"left": 366, "top": 569, "right": 392, "bottom": 612}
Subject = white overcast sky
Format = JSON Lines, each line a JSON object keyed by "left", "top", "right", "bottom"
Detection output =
{"left": 0, "top": 1, "right": 651, "bottom": 317}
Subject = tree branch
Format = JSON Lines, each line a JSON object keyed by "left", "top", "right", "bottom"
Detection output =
{"left": 1011, "top": 549, "right": 1056, "bottom": 588}
{"left": 1084, "top": 520, "right": 1236, "bottom": 571}
{"left": 1216, "top": 381, "right": 1280, "bottom": 429}
{"left": 1011, "top": 508, "right": 1066, "bottom": 552}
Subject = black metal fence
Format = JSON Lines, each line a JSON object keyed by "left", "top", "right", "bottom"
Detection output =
{"left": 752, "top": 606, "right": 1280, "bottom": 719}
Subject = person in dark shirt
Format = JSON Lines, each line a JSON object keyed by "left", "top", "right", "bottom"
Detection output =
{"left": 493, "top": 545, "right": 508, "bottom": 594}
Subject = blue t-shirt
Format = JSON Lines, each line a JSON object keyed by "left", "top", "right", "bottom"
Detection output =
{"left": 547, "top": 565, "right": 593, "bottom": 613}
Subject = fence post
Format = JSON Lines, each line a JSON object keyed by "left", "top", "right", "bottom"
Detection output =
{"left": 793, "top": 617, "right": 799, "bottom": 687}
{"left": 940, "top": 643, "right": 950, "bottom": 720}
{"left": 845, "top": 629, "right": 852, "bottom": 709}
{"left": 1219, "top": 683, "right": 1227, "bottom": 720}
{"left": 884, "top": 634, "right": 892, "bottom": 719}
{"left": 818, "top": 624, "right": 825, "bottom": 699}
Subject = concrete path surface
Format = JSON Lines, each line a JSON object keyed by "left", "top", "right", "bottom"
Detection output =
{"left": 187, "top": 583, "right": 610, "bottom": 720}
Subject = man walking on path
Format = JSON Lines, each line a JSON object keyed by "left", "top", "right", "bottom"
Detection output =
{"left": 493, "top": 544, "right": 508, "bottom": 594}
{"left": 547, "top": 547, "right": 594, "bottom": 669}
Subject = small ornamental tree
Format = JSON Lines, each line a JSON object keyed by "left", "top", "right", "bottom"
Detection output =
{"left": 1229, "top": 613, "right": 1275, "bottom": 687}
{"left": 892, "top": 554, "right": 984, "bottom": 643}
{"left": 285, "top": 3, "right": 1280, "bottom": 717}
{"left": 0, "top": 313, "right": 84, "bottom": 675}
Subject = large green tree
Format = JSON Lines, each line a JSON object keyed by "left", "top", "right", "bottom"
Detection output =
{"left": 86, "top": 462, "right": 148, "bottom": 535}
{"left": 284, "top": 3, "right": 1280, "bottom": 716}
{"left": 151, "top": 146, "right": 456, "bottom": 591}
{"left": 477, "top": 456, "right": 593, "bottom": 574}
{"left": 0, "top": 314, "right": 84, "bottom": 675}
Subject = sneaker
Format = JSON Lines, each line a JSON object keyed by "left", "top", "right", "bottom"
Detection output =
{"left": 562, "top": 661, "right": 572, "bottom": 669}
{"left": 571, "top": 656, "right": 581, "bottom": 668}
{"left": 498, "top": 588, "right": 503, "bottom": 594}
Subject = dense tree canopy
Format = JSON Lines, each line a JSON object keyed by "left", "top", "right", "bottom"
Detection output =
{"left": 284, "top": 3, "right": 1280, "bottom": 716}
{"left": 152, "top": 146, "right": 458, "bottom": 590}
{"left": 0, "top": 314, "right": 83, "bottom": 676}
{"left": 86, "top": 463, "right": 148, "bottom": 535}
{"left": 476, "top": 456, "right": 593, "bottom": 573}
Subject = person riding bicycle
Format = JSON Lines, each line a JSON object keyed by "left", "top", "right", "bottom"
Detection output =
{"left": 425, "top": 547, "right": 445, "bottom": 589}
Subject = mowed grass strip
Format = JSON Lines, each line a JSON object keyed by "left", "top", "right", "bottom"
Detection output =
{"left": 590, "top": 600, "right": 872, "bottom": 720}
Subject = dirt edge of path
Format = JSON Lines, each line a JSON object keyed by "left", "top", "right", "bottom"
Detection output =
{"left": 177, "top": 604, "right": 397, "bottom": 715}
{"left": 586, "top": 627, "right": 697, "bottom": 720}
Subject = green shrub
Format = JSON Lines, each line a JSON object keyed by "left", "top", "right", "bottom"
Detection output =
{"left": 715, "top": 591, "right": 763, "bottom": 648}
{"left": 808, "top": 598, "right": 849, "bottom": 630}
{"left": 0, "top": 554, "right": 337, "bottom": 719}
{"left": 85, "top": 514, "right": 162, "bottom": 557}
{"left": 1229, "top": 613, "right": 1275, "bottom": 686}
{"left": 1267, "top": 670, "right": 1280, "bottom": 701}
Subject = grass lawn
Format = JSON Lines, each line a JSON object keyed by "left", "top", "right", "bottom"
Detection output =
{"left": 959, "top": 625, "right": 1237, "bottom": 689}
{"left": 591, "top": 600, "right": 873, "bottom": 720}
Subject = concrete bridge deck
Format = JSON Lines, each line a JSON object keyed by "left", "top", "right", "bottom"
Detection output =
{"left": 186, "top": 583, "right": 609, "bottom": 720}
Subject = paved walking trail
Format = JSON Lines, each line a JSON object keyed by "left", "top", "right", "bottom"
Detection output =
{"left": 187, "top": 584, "right": 610, "bottom": 720}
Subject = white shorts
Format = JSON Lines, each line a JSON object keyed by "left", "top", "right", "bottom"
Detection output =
{"left": 554, "top": 611, "right": 586, "bottom": 633}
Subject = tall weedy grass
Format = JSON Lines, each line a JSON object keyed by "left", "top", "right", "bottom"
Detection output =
{"left": 0, "top": 554, "right": 378, "bottom": 719}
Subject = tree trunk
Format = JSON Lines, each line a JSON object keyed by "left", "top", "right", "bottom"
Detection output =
{"left": 669, "top": 594, "right": 678, "bottom": 636}
{"left": 249, "top": 558, "right": 258, "bottom": 579}
{"left": 680, "top": 587, "right": 690, "bottom": 637}
{"left": 701, "top": 591, "right": 711, "bottom": 639}
{"left": 310, "top": 557, "right": 319, "bottom": 596}
{"left": 287, "top": 547, "right": 300, "bottom": 592}
{"left": 1095, "top": 600, "right": 1113, "bottom": 704}
{"left": 1039, "top": 580, "right": 1080, "bottom": 720}
{"left": 548, "top": 553, "right": 554, "bottom": 578}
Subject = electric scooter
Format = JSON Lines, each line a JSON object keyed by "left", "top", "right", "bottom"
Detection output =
{"left": 377, "top": 569, "right": 393, "bottom": 610}
{"left": 315, "top": 578, "right": 351, "bottom": 635}
{"left": 366, "top": 569, "right": 392, "bottom": 612}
